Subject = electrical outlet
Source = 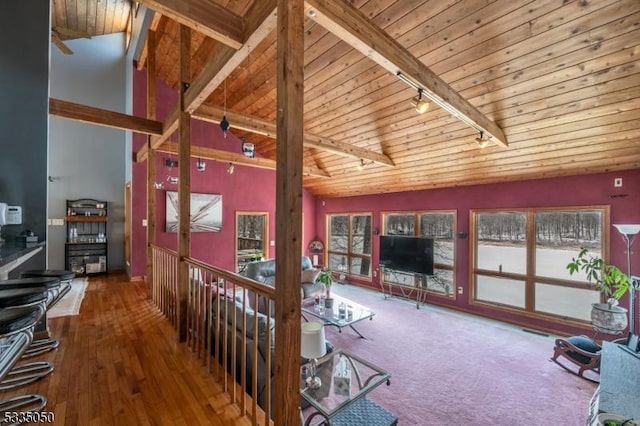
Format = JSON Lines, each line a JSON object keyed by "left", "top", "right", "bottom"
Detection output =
{"left": 614, "top": 178, "right": 623, "bottom": 187}
{"left": 270, "top": 240, "right": 275, "bottom": 246}
{"left": 142, "top": 219, "right": 148, "bottom": 227}
{"left": 457, "top": 286, "right": 463, "bottom": 295}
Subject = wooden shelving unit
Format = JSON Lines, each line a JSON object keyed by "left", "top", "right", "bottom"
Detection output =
{"left": 65, "top": 198, "right": 108, "bottom": 276}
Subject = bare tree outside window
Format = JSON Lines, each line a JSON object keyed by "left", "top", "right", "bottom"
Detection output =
{"left": 327, "top": 214, "right": 372, "bottom": 277}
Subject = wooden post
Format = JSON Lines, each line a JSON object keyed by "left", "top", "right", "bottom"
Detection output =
{"left": 274, "top": 0, "right": 304, "bottom": 424}
{"left": 177, "top": 24, "right": 191, "bottom": 342}
{"left": 146, "top": 29, "right": 156, "bottom": 299}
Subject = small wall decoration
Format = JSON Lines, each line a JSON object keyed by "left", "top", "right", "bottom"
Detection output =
{"left": 166, "top": 191, "right": 222, "bottom": 233}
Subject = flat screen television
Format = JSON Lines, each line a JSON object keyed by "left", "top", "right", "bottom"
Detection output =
{"left": 379, "top": 235, "right": 434, "bottom": 276}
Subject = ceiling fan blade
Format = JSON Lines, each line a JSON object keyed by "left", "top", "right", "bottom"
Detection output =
{"left": 52, "top": 33, "right": 74, "bottom": 55}
{"left": 53, "top": 26, "right": 92, "bottom": 39}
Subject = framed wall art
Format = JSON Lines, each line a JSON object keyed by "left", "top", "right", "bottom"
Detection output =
{"left": 165, "top": 191, "right": 222, "bottom": 232}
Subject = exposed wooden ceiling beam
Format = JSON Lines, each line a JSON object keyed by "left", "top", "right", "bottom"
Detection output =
{"left": 158, "top": 142, "right": 330, "bottom": 178}
{"left": 49, "top": 98, "right": 163, "bottom": 135}
{"left": 136, "top": 0, "right": 244, "bottom": 49}
{"left": 135, "top": 11, "right": 162, "bottom": 71}
{"left": 304, "top": 0, "right": 507, "bottom": 148}
{"left": 136, "top": 1, "right": 278, "bottom": 163}
{"left": 194, "top": 104, "right": 395, "bottom": 167}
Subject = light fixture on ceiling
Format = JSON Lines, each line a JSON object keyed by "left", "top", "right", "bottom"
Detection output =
{"left": 226, "top": 163, "right": 235, "bottom": 175}
{"left": 396, "top": 71, "right": 495, "bottom": 142}
{"left": 411, "top": 88, "right": 429, "bottom": 114}
{"left": 475, "top": 131, "right": 490, "bottom": 149}
{"left": 196, "top": 158, "right": 206, "bottom": 172}
{"left": 220, "top": 79, "right": 230, "bottom": 138}
{"left": 357, "top": 159, "right": 374, "bottom": 171}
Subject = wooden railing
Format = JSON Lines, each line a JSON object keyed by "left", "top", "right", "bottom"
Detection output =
{"left": 150, "top": 245, "right": 275, "bottom": 425}
{"left": 150, "top": 245, "right": 178, "bottom": 328}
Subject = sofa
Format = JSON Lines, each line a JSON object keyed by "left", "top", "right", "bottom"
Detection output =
{"left": 242, "top": 256, "right": 326, "bottom": 313}
{"left": 210, "top": 292, "right": 333, "bottom": 413}
{"left": 211, "top": 295, "right": 275, "bottom": 410}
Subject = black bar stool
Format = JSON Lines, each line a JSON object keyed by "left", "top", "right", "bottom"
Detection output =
{"left": 0, "top": 277, "right": 62, "bottom": 357}
{"left": 0, "top": 287, "right": 54, "bottom": 390}
{"left": 0, "top": 304, "right": 48, "bottom": 420}
{"left": 20, "top": 270, "right": 75, "bottom": 305}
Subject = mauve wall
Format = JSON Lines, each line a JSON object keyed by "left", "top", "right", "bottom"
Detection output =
{"left": 130, "top": 68, "right": 316, "bottom": 277}
{"left": 316, "top": 169, "right": 640, "bottom": 336}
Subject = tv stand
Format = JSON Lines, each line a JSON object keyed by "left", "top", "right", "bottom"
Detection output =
{"left": 379, "top": 267, "right": 432, "bottom": 309}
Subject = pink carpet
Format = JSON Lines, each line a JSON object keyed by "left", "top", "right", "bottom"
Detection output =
{"left": 323, "top": 283, "right": 596, "bottom": 425}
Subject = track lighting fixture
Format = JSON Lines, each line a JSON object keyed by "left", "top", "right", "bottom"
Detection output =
{"left": 226, "top": 163, "right": 235, "bottom": 174}
{"left": 196, "top": 158, "right": 206, "bottom": 172}
{"left": 357, "top": 159, "right": 374, "bottom": 171}
{"left": 397, "top": 71, "right": 496, "bottom": 142}
{"left": 475, "top": 131, "right": 490, "bottom": 149}
{"left": 411, "top": 88, "right": 429, "bottom": 114}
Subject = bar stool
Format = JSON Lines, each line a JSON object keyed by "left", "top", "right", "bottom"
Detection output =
{"left": 0, "top": 304, "right": 48, "bottom": 418}
{"left": 0, "top": 277, "right": 62, "bottom": 357}
{"left": 0, "top": 287, "right": 55, "bottom": 390}
{"left": 20, "top": 270, "right": 75, "bottom": 305}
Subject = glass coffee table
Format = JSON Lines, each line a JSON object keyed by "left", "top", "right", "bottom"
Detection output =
{"left": 300, "top": 349, "right": 394, "bottom": 426}
{"left": 302, "top": 294, "right": 375, "bottom": 339}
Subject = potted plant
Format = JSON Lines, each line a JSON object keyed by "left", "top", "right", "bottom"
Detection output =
{"left": 315, "top": 267, "right": 334, "bottom": 308}
{"left": 567, "top": 248, "right": 631, "bottom": 334}
{"left": 595, "top": 412, "right": 639, "bottom": 426}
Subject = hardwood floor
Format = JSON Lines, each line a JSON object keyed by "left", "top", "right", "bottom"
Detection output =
{"left": 0, "top": 274, "right": 253, "bottom": 425}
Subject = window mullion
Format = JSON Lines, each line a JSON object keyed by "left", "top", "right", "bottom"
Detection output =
{"left": 525, "top": 210, "right": 535, "bottom": 312}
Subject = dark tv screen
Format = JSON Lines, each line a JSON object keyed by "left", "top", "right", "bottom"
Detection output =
{"left": 379, "top": 235, "right": 434, "bottom": 276}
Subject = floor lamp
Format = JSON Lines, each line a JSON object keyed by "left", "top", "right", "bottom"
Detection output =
{"left": 613, "top": 224, "right": 640, "bottom": 334}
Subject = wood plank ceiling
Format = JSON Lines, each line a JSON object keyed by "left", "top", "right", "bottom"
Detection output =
{"left": 55, "top": 0, "right": 640, "bottom": 198}
{"left": 51, "top": 0, "right": 132, "bottom": 36}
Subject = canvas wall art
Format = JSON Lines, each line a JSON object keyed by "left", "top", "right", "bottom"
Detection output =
{"left": 165, "top": 191, "right": 222, "bottom": 232}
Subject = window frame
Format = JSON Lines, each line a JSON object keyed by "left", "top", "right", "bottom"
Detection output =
{"left": 326, "top": 212, "right": 373, "bottom": 279}
{"left": 381, "top": 210, "right": 457, "bottom": 298}
{"left": 470, "top": 205, "right": 610, "bottom": 324}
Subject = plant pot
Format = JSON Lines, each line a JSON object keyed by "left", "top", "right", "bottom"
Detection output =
{"left": 324, "top": 298, "right": 334, "bottom": 309}
{"left": 591, "top": 303, "right": 628, "bottom": 334}
{"left": 595, "top": 412, "right": 638, "bottom": 426}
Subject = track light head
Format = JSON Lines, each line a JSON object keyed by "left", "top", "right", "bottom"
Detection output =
{"left": 475, "top": 131, "right": 490, "bottom": 149}
{"left": 357, "top": 159, "right": 366, "bottom": 171}
{"left": 411, "top": 89, "right": 429, "bottom": 114}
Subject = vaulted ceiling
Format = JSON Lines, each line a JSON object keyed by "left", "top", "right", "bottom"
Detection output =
{"left": 52, "top": 0, "right": 640, "bottom": 198}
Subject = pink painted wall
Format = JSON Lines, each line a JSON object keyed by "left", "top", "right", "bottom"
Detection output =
{"left": 315, "top": 169, "right": 640, "bottom": 336}
{"left": 131, "top": 67, "right": 316, "bottom": 276}
{"left": 131, "top": 65, "right": 640, "bottom": 336}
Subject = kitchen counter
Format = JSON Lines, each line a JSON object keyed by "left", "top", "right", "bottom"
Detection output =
{"left": 0, "top": 241, "right": 45, "bottom": 280}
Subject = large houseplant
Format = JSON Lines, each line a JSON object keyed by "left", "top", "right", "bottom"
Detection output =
{"left": 567, "top": 248, "right": 631, "bottom": 334}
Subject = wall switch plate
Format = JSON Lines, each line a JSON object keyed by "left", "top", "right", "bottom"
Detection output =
{"left": 142, "top": 219, "right": 148, "bottom": 227}
{"left": 457, "top": 286, "right": 463, "bottom": 295}
{"left": 270, "top": 240, "right": 275, "bottom": 246}
{"left": 614, "top": 178, "right": 623, "bottom": 187}
{"left": 50, "top": 218, "right": 65, "bottom": 226}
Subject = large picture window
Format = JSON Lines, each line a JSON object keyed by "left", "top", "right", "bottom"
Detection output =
{"left": 327, "top": 214, "right": 372, "bottom": 278}
{"left": 382, "top": 211, "right": 456, "bottom": 297}
{"left": 471, "top": 207, "right": 608, "bottom": 323}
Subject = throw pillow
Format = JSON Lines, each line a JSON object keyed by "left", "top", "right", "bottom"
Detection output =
{"left": 301, "top": 268, "right": 320, "bottom": 284}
